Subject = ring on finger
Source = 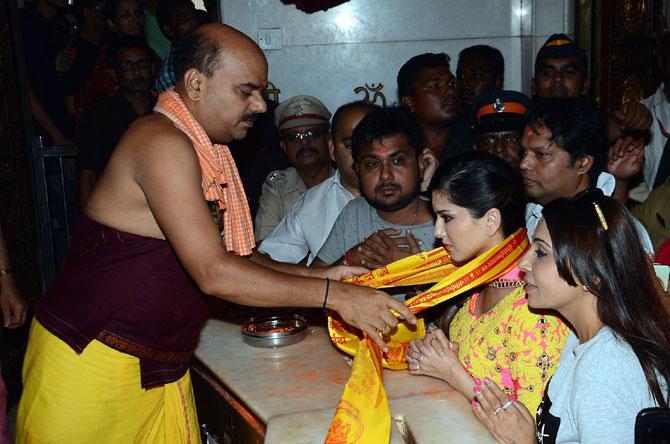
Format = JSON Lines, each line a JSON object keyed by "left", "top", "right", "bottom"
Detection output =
{"left": 492, "top": 406, "right": 503, "bottom": 416}
{"left": 501, "top": 400, "right": 514, "bottom": 411}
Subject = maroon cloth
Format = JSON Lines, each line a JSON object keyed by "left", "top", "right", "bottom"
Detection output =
{"left": 35, "top": 216, "right": 207, "bottom": 388}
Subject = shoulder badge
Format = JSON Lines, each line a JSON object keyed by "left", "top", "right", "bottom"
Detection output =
{"left": 267, "top": 170, "right": 287, "bottom": 184}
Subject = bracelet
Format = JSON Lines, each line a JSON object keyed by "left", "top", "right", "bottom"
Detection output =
{"left": 322, "top": 278, "right": 330, "bottom": 314}
{"left": 344, "top": 249, "right": 355, "bottom": 266}
{"left": 0, "top": 269, "right": 11, "bottom": 277}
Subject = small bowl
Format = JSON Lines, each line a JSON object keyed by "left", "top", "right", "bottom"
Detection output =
{"left": 241, "top": 314, "right": 308, "bottom": 348}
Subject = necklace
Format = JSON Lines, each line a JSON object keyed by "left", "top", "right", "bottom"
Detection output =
{"left": 487, "top": 278, "right": 526, "bottom": 289}
{"left": 408, "top": 200, "right": 421, "bottom": 225}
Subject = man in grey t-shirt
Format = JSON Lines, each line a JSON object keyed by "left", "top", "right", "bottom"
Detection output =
{"left": 315, "top": 106, "right": 437, "bottom": 268}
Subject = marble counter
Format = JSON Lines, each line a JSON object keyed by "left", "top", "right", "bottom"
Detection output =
{"left": 194, "top": 317, "right": 495, "bottom": 443}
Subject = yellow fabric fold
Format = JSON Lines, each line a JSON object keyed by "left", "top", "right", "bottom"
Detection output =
{"left": 16, "top": 320, "right": 200, "bottom": 444}
{"left": 325, "top": 335, "right": 389, "bottom": 444}
{"left": 326, "top": 229, "right": 529, "bottom": 443}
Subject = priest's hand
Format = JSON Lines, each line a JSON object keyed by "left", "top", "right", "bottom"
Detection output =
{"left": 328, "top": 280, "right": 416, "bottom": 352}
{"left": 311, "top": 264, "right": 369, "bottom": 281}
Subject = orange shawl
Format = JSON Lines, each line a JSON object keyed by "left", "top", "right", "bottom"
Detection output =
{"left": 154, "top": 91, "right": 255, "bottom": 256}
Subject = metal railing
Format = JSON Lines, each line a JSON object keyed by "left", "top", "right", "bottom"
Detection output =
{"left": 31, "top": 137, "right": 78, "bottom": 288}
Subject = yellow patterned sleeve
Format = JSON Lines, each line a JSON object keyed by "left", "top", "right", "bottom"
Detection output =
{"left": 504, "top": 294, "right": 568, "bottom": 415}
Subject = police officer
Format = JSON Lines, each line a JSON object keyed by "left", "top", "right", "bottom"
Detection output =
{"left": 470, "top": 90, "right": 531, "bottom": 169}
{"left": 254, "top": 95, "right": 334, "bottom": 240}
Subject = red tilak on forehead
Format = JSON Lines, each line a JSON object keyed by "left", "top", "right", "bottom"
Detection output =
{"left": 379, "top": 145, "right": 389, "bottom": 154}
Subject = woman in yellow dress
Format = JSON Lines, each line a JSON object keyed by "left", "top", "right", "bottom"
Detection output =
{"left": 406, "top": 151, "right": 569, "bottom": 415}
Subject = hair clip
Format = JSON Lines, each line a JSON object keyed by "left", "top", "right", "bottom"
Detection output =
{"left": 593, "top": 202, "right": 608, "bottom": 231}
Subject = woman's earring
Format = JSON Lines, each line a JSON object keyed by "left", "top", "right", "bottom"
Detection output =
{"left": 581, "top": 284, "right": 588, "bottom": 292}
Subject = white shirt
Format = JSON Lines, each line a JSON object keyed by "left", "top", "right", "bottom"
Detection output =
{"left": 525, "top": 172, "right": 655, "bottom": 253}
{"left": 257, "top": 171, "right": 355, "bottom": 265}
{"left": 540, "top": 328, "right": 664, "bottom": 443}
{"left": 639, "top": 85, "right": 669, "bottom": 195}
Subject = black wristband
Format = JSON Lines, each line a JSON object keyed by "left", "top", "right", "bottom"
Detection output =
{"left": 322, "top": 278, "right": 330, "bottom": 314}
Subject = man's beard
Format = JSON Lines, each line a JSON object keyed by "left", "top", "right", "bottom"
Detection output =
{"left": 363, "top": 180, "right": 420, "bottom": 213}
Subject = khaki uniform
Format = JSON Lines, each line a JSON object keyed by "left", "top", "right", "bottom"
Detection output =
{"left": 254, "top": 167, "right": 309, "bottom": 241}
{"left": 631, "top": 178, "right": 670, "bottom": 252}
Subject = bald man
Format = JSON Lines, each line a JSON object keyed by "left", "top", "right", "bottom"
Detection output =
{"left": 16, "top": 24, "right": 414, "bottom": 442}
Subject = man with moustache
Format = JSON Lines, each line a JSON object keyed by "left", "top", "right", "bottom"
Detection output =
{"left": 254, "top": 95, "right": 335, "bottom": 240}
{"left": 77, "top": 36, "right": 157, "bottom": 208}
{"left": 17, "top": 24, "right": 413, "bottom": 442}
{"left": 258, "top": 101, "right": 379, "bottom": 264}
{"left": 398, "top": 53, "right": 472, "bottom": 166}
{"left": 456, "top": 44, "right": 504, "bottom": 116}
{"left": 315, "top": 106, "right": 436, "bottom": 271}
{"left": 520, "top": 97, "right": 654, "bottom": 253}
{"left": 531, "top": 33, "right": 652, "bottom": 202}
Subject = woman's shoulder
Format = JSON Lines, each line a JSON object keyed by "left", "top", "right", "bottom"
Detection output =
{"left": 572, "top": 328, "right": 646, "bottom": 385}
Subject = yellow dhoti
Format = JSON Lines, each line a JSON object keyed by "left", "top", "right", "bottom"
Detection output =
{"left": 16, "top": 320, "right": 201, "bottom": 444}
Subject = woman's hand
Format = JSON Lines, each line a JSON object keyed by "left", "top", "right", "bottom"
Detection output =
{"left": 406, "top": 328, "right": 462, "bottom": 382}
{"left": 472, "top": 378, "right": 537, "bottom": 444}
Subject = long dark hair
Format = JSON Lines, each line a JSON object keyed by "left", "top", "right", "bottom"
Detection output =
{"left": 430, "top": 151, "right": 526, "bottom": 236}
{"left": 543, "top": 189, "right": 670, "bottom": 407}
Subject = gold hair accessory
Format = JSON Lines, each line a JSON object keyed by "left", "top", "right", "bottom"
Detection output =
{"left": 593, "top": 203, "right": 608, "bottom": 230}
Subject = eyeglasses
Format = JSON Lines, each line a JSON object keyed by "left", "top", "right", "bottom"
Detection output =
{"left": 116, "top": 59, "right": 152, "bottom": 71}
{"left": 282, "top": 127, "right": 326, "bottom": 143}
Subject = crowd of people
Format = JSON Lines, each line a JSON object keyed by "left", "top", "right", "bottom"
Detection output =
{"left": 9, "top": 1, "right": 670, "bottom": 441}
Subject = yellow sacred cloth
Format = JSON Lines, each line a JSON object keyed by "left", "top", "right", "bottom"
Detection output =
{"left": 16, "top": 320, "right": 201, "bottom": 444}
{"left": 326, "top": 229, "right": 528, "bottom": 443}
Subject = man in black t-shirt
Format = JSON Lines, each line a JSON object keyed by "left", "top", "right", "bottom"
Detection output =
{"left": 63, "top": 0, "right": 107, "bottom": 117}
{"left": 76, "top": 37, "right": 156, "bottom": 209}
{"left": 397, "top": 53, "right": 473, "bottom": 166}
{"left": 20, "top": 0, "right": 74, "bottom": 144}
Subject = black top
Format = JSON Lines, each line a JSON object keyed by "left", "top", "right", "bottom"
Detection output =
{"left": 77, "top": 92, "right": 153, "bottom": 175}
{"left": 63, "top": 37, "right": 102, "bottom": 96}
{"left": 20, "top": 5, "right": 74, "bottom": 141}
{"left": 439, "top": 118, "right": 474, "bottom": 166}
{"left": 535, "top": 379, "right": 559, "bottom": 444}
